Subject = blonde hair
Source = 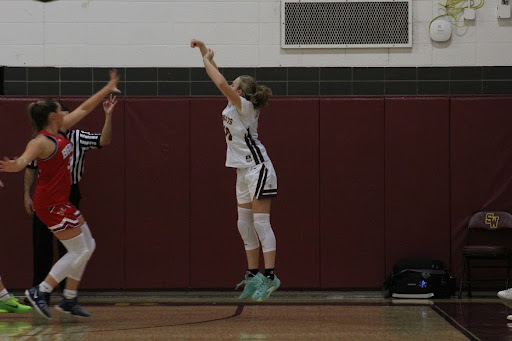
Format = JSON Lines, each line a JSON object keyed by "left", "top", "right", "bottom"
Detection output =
{"left": 237, "top": 75, "right": 272, "bottom": 109}
{"left": 27, "top": 98, "right": 58, "bottom": 132}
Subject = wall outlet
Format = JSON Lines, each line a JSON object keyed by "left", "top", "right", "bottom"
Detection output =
{"left": 498, "top": 2, "right": 511, "bottom": 18}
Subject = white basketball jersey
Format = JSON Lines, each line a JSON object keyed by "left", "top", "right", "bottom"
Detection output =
{"left": 222, "top": 97, "right": 270, "bottom": 168}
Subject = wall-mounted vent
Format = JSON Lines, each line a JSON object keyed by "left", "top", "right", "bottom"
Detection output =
{"left": 281, "top": 0, "right": 412, "bottom": 48}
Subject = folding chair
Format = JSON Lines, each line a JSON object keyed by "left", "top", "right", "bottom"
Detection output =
{"left": 458, "top": 211, "right": 512, "bottom": 298}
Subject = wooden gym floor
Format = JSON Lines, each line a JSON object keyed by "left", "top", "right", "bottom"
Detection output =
{"left": 1, "top": 291, "right": 512, "bottom": 340}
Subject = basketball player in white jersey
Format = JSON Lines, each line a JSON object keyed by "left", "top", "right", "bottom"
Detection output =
{"left": 191, "top": 39, "right": 280, "bottom": 301}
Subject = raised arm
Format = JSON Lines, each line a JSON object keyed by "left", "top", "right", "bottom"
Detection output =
{"left": 62, "top": 69, "right": 121, "bottom": 131}
{"left": 99, "top": 94, "right": 118, "bottom": 147}
{"left": 191, "top": 39, "right": 219, "bottom": 71}
{"left": 193, "top": 44, "right": 242, "bottom": 109}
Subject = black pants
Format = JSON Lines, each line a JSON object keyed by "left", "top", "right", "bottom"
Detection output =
{"left": 32, "top": 184, "right": 82, "bottom": 289}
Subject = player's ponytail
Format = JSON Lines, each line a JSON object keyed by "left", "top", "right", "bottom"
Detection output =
{"left": 252, "top": 85, "right": 272, "bottom": 109}
{"left": 28, "top": 98, "right": 58, "bottom": 133}
{"left": 238, "top": 75, "right": 272, "bottom": 109}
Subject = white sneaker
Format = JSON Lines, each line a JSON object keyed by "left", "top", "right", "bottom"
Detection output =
{"left": 498, "top": 288, "right": 512, "bottom": 300}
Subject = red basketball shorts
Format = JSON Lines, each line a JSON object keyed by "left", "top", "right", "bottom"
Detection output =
{"left": 36, "top": 202, "right": 83, "bottom": 233}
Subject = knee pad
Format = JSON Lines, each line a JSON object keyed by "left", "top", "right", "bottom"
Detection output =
{"left": 55, "top": 225, "right": 96, "bottom": 282}
{"left": 76, "top": 241, "right": 94, "bottom": 267}
{"left": 68, "top": 238, "right": 95, "bottom": 281}
{"left": 253, "top": 213, "right": 276, "bottom": 253}
{"left": 61, "top": 231, "right": 94, "bottom": 270}
{"left": 80, "top": 223, "right": 96, "bottom": 261}
{"left": 49, "top": 232, "right": 88, "bottom": 283}
{"left": 237, "top": 207, "right": 260, "bottom": 250}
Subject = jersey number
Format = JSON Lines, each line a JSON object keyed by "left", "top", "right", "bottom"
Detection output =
{"left": 224, "top": 127, "right": 233, "bottom": 141}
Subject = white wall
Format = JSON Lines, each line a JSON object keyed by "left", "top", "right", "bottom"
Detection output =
{"left": 0, "top": 0, "right": 511, "bottom": 67}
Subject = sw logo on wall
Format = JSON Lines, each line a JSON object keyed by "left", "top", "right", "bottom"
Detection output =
{"left": 485, "top": 213, "right": 500, "bottom": 229}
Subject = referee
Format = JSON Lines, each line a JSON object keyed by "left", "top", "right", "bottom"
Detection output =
{"left": 23, "top": 96, "right": 118, "bottom": 290}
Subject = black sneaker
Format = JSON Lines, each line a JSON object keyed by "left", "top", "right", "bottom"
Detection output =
{"left": 56, "top": 298, "right": 90, "bottom": 318}
{"left": 25, "top": 287, "right": 51, "bottom": 319}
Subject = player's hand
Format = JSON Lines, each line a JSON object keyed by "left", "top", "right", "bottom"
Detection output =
{"left": 24, "top": 195, "right": 34, "bottom": 215}
{"left": 103, "top": 94, "right": 118, "bottom": 116}
{"left": 106, "top": 69, "right": 121, "bottom": 94}
{"left": 0, "top": 157, "right": 19, "bottom": 173}
{"left": 204, "top": 49, "right": 214, "bottom": 61}
{"left": 0, "top": 179, "right": 3, "bottom": 188}
{"left": 190, "top": 39, "right": 204, "bottom": 48}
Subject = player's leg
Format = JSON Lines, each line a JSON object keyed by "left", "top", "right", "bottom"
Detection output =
{"left": 56, "top": 222, "right": 95, "bottom": 318}
{"left": 235, "top": 168, "right": 265, "bottom": 299}
{"left": 247, "top": 161, "right": 280, "bottom": 301}
{"left": 26, "top": 204, "right": 92, "bottom": 319}
{"left": 0, "top": 277, "right": 32, "bottom": 314}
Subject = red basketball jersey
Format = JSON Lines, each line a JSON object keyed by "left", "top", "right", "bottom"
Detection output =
{"left": 33, "top": 130, "right": 73, "bottom": 209}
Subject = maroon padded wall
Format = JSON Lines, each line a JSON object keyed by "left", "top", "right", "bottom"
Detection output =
{"left": 450, "top": 97, "right": 512, "bottom": 280}
{"left": 1, "top": 95, "right": 510, "bottom": 290}
{"left": 385, "top": 97, "right": 451, "bottom": 274}
{"left": 259, "top": 98, "right": 320, "bottom": 288}
{"left": 124, "top": 98, "right": 190, "bottom": 289}
{"left": 0, "top": 98, "right": 40, "bottom": 288}
{"left": 189, "top": 98, "right": 241, "bottom": 288}
{"left": 320, "top": 98, "right": 385, "bottom": 288}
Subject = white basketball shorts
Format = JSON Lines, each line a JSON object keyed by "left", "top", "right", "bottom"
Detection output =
{"left": 236, "top": 160, "right": 278, "bottom": 204}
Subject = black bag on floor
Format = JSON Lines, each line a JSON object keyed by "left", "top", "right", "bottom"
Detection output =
{"left": 383, "top": 258, "right": 456, "bottom": 298}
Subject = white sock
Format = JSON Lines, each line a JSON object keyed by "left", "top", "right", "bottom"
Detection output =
{"left": 0, "top": 289, "right": 9, "bottom": 301}
{"left": 39, "top": 281, "right": 53, "bottom": 293}
{"left": 63, "top": 289, "right": 77, "bottom": 300}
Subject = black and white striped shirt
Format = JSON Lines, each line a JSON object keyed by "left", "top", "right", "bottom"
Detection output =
{"left": 28, "top": 130, "right": 102, "bottom": 184}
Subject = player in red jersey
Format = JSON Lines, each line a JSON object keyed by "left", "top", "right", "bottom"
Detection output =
{"left": 0, "top": 69, "right": 120, "bottom": 319}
